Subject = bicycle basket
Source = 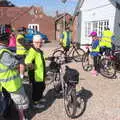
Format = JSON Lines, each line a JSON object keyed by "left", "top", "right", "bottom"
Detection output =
{"left": 63, "top": 66, "right": 79, "bottom": 84}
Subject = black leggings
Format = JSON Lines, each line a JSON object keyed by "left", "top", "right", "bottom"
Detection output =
{"left": 28, "top": 70, "right": 45, "bottom": 102}
{"left": 93, "top": 56, "right": 100, "bottom": 72}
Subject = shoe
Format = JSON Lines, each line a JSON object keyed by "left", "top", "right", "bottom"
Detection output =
{"left": 91, "top": 70, "right": 96, "bottom": 74}
{"left": 91, "top": 70, "right": 98, "bottom": 76}
{"left": 33, "top": 103, "right": 45, "bottom": 109}
{"left": 93, "top": 72, "right": 99, "bottom": 76}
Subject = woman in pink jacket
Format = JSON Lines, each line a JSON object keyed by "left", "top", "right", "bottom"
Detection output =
{"left": 8, "top": 32, "right": 16, "bottom": 52}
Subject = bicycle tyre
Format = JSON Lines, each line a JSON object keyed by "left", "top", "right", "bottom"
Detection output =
{"left": 53, "top": 72, "right": 61, "bottom": 92}
{"left": 45, "top": 71, "right": 54, "bottom": 85}
{"left": 52, "top": 50, "right": 65, "bottom": 64}
{"left": 72, "top": 48, "right": 85, "bottom": 62}
{"left": 64, "top": 86, "right": 77, "bottom": 118}
{"left": 82, "top": 53, "right": 93, "bottom": 71}
{"left": 100, "top": 58, "right": 116, "bottom": 78}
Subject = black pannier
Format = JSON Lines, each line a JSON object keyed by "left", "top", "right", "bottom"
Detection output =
{"left": 63, "top": 66, "right": 79, "bottom": 84}
{"left": 49, "top": 61, "right": 60, "bottom": 72}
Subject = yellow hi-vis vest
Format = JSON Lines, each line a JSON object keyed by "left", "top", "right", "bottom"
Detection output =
{"left": 60, "top": 31, "right": 72, "bottom": 47}
{"left": 100, "top": 30, "right": 113, "bottom": 48}
{"left": 0, "top": 49, "right": 22, "bottom": 92}
{"left": 16, "top": 34, "right": 27, "bottom": 55}
{"left": 25, "top": 48, "right": 45, "bottom": 82}
{"left": 92, "top": 45, "right": 100, "bottom": 52}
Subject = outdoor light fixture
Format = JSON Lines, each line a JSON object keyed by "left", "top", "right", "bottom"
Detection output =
{"left": 61, "top": 0, "right": 67, "bottom": 3}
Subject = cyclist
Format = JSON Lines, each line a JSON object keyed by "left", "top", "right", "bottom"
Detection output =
{"left": 0, "top": 40, "right": 29, "bottom": 120}
{"left": 16, "top": 27, "right": 29, "bottom": 79}
{"left": 89, "top": 31, "right": 101, "bottom": 76}
{"left": 25, "top": 35, "right": 46, "bottom": 109}
{"left": 100, "top": 27, "right": 114, "bottom": 56}
{"left": 60, "top": 26, "right": 72, "bottom": 62}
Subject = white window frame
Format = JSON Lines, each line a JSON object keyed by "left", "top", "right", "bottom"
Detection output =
{"left": 85, "top": 20, "right": 109, "bottom": 39}
{"left": 28, "top": 24, "right": 39, "bottom": 31}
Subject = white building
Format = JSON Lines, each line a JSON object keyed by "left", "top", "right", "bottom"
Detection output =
{"left": 73, "top": 0, "right": 120, "bottom": 47}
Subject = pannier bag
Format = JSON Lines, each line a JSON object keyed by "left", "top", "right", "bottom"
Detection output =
{"left": 63, "top": 66, "right": 79, "bottom": 84}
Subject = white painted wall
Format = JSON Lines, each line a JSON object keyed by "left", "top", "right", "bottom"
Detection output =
{"left": 79, "top": 0, "right": 116, "bottom": 45}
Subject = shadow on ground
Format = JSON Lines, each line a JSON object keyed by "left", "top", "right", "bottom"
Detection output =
{"left": 72, "top": 87, "right": 93, "bottom": 119}
{"left": 24, "top": 83, "right": 61, "bottom": 120}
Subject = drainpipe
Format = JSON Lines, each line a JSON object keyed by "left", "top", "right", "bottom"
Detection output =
{"left": 61, "top": 0, "right": 67, "bottom": 31}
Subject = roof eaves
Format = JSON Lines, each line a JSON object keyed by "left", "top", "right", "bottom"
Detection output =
{"left": 55, "top": 13, "right": 70, "bottom": 22}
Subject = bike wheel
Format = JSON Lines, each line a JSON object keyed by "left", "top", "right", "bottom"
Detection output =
{"left": 100, "top": 58, "right": 116, "bottom": 78}
{"left": 73, "top": 95, "right": 86, "bottom": 118}
{"left": 53, "top": 72, "right": 61, "bottom": 92}
{"left": 64, "top": 86, "right": 77, "bottom": 118}
{"left": 72, "top": 48, "right": 85, "bottom": 62}
{"left": 45, "top": 71, "right": 54, "bottom": 85}
{"left": 52, "top": 50, "right": 65, "bottom": 64}
{"left": 82, "top": 53, "right": 93, "bottom": 71}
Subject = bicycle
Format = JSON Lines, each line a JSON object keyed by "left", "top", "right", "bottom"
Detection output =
{"left": 82, "top": 45, "right": 93, "bottom": 71}
{"left": 99, "top": 46, "right": 120, "bottom": 78}
{"left": 52, "top": 42, "right": 85, "bottom": 63}
{"left": 63, "top": 66, "right": 80, "bottom": 118}
{"left": 47, "top": 57, "right": 85, "bottom": 118}
{"left": 45, "top": 56, "right": 61, "bottom": 87}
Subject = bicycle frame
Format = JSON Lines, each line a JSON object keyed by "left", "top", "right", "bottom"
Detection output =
{"left": 66, "top": 43, "right": 80, "bottom": 57}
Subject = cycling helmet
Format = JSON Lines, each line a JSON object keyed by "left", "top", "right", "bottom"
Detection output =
{"left": 89, "top": 31, "right": 97, "bottom": 37}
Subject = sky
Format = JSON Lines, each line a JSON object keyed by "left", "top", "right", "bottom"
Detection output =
{"left": 10, "top": 0, "right": 78, "bottom": 16}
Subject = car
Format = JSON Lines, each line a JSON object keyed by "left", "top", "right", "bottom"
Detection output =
{"left": 25, "top": 28, "right": 48, "bottom": 43}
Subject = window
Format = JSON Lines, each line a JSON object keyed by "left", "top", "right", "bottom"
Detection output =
{"left": 85, "top": 20, "right": 109, "bottom": 37}
{"left": 28, "top": 24, "right": 39, "bottom": 31}
{"left": 85, "top": 22, "right": 91, "bottom": 37}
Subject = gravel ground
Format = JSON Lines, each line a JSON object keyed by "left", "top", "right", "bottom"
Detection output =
{"left": 1, "top": 40, "right": 120, "bottom": 120}
{"left": 29, "top": 40, "right": 120, "bottom": 120}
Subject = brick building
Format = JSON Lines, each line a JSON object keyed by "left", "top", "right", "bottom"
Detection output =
{"left": 55, "top": 13, "right": 72, "bottom": 41}
{"left": 0, "top": 6, "right": 55, "bottom": 40}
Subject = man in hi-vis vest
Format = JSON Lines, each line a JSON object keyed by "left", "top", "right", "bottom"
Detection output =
{"left": 100, "top": 27, "right": 114, "bottom": 55}
{"left": 0, "top": 40, "right": 29, "bottom": 119}
{"left": 60, "top": 27, "right": 72, "bottom": 62}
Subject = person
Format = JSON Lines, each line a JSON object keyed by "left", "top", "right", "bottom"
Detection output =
{"left": 5, "top": 24, "right": 11, "bottom": 42}
{"left": 8, "top": 32, "right": 16, "bottom": 52}
{"left": 25, "top": 34, "right": 46, "bottom": 109}
{"left": 100, "top": 27, "right": 114, "bottom": 55}
{"left": 60, "top": 26, "right": 72, "bottom": 62}
{"left": 0, "top": 40, "right": 29, "bottom": 120}
{"left": 16, "top": 27, "right": 28, "bottom": 79}
{"left": 89, "top": 31, "right": 100, "bottom": 76}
